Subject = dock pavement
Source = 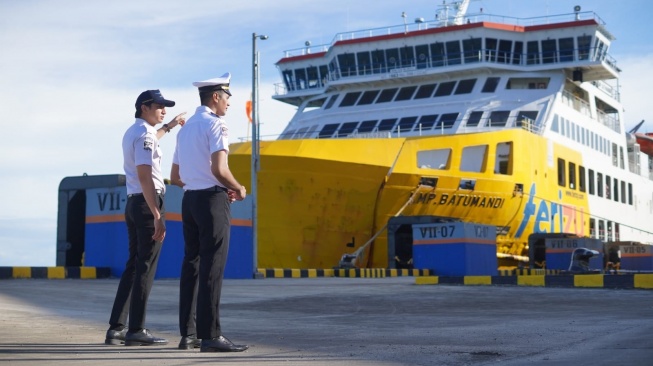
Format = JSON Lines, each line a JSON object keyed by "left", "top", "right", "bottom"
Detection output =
{"left": 0, "top": 277, "right": 651, "bottom": 365}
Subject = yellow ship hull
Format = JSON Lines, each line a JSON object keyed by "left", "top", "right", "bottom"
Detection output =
{"left": 230, "top": 129, "right": 587, "bottom": 269}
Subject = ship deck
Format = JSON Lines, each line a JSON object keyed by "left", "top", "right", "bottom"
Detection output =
{"left": 1, "top": 277, "right": 651, "bottom": 365}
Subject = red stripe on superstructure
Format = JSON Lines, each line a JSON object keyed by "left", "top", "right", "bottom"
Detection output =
{"left": 276, "top": 19, "right": 598, "bottom": 64}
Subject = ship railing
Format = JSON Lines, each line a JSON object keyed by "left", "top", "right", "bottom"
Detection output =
{"left": 596, "top": 109, "right": 621, "bottom": 133}
{"left": 561, "top": 90, "right": 592, "bottom": 118}
{"left": 591, "top": 80, "right": 620, "bottom": 101}
{"left": 282, "top": 11, "right": 605, "bottom": 58}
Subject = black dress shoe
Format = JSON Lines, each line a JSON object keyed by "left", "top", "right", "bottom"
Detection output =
{"left": 104, "top": 328, "right": 127, "bottom": 345}
{"left": 178, "top": 335, "right": 201, "bottom": 350}
{"left": 200, "top": 336, "right": 248, "bottom": 352}
{"left": 124, "top": 329, "right": 169, "bottom": 346}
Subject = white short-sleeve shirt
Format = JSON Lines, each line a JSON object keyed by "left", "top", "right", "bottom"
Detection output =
{"left": 122, "top": 118, "right": 165, "bottom": 195}
{"left": 173, "top": 105, "right": 230, "bottom": 190}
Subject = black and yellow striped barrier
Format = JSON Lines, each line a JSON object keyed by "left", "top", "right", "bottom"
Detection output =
{"left": 260, "top": 268, "right": 433, "bottom": 278}
{"left": 0, "top": 267, "right": 111, "bottom": 279}
{"left": 416, "top": 273, "right": 653, "bottom": 289}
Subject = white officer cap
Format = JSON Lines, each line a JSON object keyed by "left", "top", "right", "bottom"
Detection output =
{"left": 193, "top": 72, "right": 232, "bottom": 96}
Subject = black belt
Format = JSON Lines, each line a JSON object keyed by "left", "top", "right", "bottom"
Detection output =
{"left": 187, "top": 185, "right": 227, "bottom": 192}
{"left": 127, "top": 189, "right": 163, "bottom": 198}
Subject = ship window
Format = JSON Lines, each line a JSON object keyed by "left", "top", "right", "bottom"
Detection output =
{"left": 434, "top": 81, "right": 456, "bottom": 97}
{"left": 482, "top": 77, "right": 500, "bottom": 93}
{"left": 516, "top": 111, "right": 539, "bottom": 128}
{"left": 378, "top": 118, "right": 398, "bottom": 132}
{"left": 396, "top": 116, "right": 418, "bottom": 133}
{"left": 337, "top": 53, "right": 356, "bottom": 77}
{"left": 417, "top": 148, "right": 451, "bottom": 169}
{"left": 306, "top": 66, "right": 319, "bottom": 88}
{"left": 578, "top": 35, "right": 592, "bottom": 60}
{"left": 527, "top": 41, "right": 539, "bottom": 65}
{"left": 551, "top": 115, "right": 559, "bottom": 132}
{"left": 588, "top": 169, "right": 595, "bottom": 195}
{"left": 385, "top": 48, "right": 400, "bottom": 70}
{"left": 613, "top": 177, "right": 619, "bottom": 202}
{"left": 605, "top": 175, "right": 611, "bottom": 199}
{"left": 357, "top": 90, "right": 380, "bottom": 105}
{"left": 318, "top": 123, "right": 340, "bottom": 138}
{"left": 488, "top": 111, "right": 510, "bottom": 127}
{"left": 462, "top": 37, "right": 482, "bottom": 64}
{"left": 445, "top": 40, "right": 462, "bottom": 65}
{"left": 415, "top": 44, "right": 430, "bottom": 69}
{"left": 400, "top": 46, "right": 415, "bottom": 68}
{"left": 498, "top": 40, "right": 512, "bottom": 64}
{"left": 294, "top": 68, "right": 307, "bottom": 90}
{"left": 597, "top": 172, "right": 603, "bottom": 197}
{"left": 620, "top": 181, "right": 626, "bottom": 203}
{"left": 295, "top": 127, "right": 308, "bottom": 139}
{"left": 303, "top": 125, "right": 319, "bottom": 138}
{"left": 371, "top": 50, "right": 386, "bottom": 73}
{"left": 628, "top": 183, "right": 633, "bottom": 205}
{"left": 415, "top": 84, "right": 437, "bottom": 99}
{"left": 512, "top": 41, "right": 523, "bottom": 65}
{"left": 395, "top": 86, "right": 417, "bottom": 101}
{"left": 282, "top": 69, "right": 294, "bottom": 91}
{"left": 460, "top": 145, "right": 488, "bottom": 173}
{"left": 339, "top": 92, "right": 362, "bottom": 107}
{"left": 454, "top": 79, "right": 476, "bottom": 94}
{"left": 485, "top": 38, "right": 497, "bottom": 62}
{"left": 579, "top": 166, "right": 586, "bottom": 192}
{"left": 414, "top": 114, "right": 438, "bottom": 131}
{"left": 305, "top": 97, "right": 327, "bottom": 109}
{"left": 430, "top": 42, "right": 445, "bottom": 67}
{"left": 569, "top": 162, "right": 576, "bottom": 189}
{"left": 495, "top": 142, "right": 512, "bottom": 175}
{"left": 506, "top": 77, "right": 550, "bottom": 89}
{"left": 557, "top": 158, "right": 566, "bottom": 187}
{"left": 611, "top": 142, "right": 618, "bottom": 166}
{"left": 324, "top": 94, "right": 339, "bottom": 109}
{"left": 435, "top": 113, "right": 459, "bottom": 129}
{"left": 329, "top": 58, "right": 340, "bottom": 80}
{"left": 558, "top": 37, "right": 574, "bottom": 62}
{"left": 541, "top": 39, "right": 557, "bottom": 64}
{"left": 598, "top": 220, "right": 605, "bottom": 241}
{"left": 376, "top": 88, "right": 398, "bottom": 103}
{"left": 466, "top": 111, "right": 483, "bottom": 127}
{"left": 337, "top": 122, "right": 359, "bottom": 137}
{"left": 357, "top": 51, "right": 372, "bottom": 75}
{"left": 590, "top": 218, "right": 596, "bottom": 238}
{"left": 281, "top": 129, "right": 295, "bottom": 139}
{"left": 358, "top": 120, "right": 378, "bottom": 133}
{"left": 319, "top": 65, "right": 328, "bottom": 86}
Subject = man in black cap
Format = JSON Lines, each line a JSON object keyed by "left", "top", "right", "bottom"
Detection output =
{"left": 170, "top": 73, "right": 249, "bottom": 353}
{"left": 104, "top": 89, "right": 186, "bottom": 346}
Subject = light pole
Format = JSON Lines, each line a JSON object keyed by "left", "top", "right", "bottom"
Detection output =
{"left": 251, "top": 32, "right": 268, "bottom": 279}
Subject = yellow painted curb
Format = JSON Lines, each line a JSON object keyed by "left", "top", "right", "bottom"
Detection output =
{"left": 13, "top": 267, "right": 31, "bottom": 279}
{"left": 415, "top": 276, "right": 439, "bottom": 285}
{"left": 517, "top": 275, "right": 545, "bottom": 287}
{"left": 48, "top": 267, "right": 66, "bottom": 279}
{"left": 574, "top": 274, "right": 603, "bottom": 288}
{"left": 634, "top": 274, "right": 653, "bottom": 289}
{"left": 464, "top": 276, "right": 492, "bottom": 285}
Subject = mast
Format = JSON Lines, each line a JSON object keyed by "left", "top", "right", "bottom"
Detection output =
{"left": 437, "top": 0, "right": 471, "bottom": 26}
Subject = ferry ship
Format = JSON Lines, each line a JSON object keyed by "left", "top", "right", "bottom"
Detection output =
{"left": 228, "top": 1, "right": 653, "bottom": 270}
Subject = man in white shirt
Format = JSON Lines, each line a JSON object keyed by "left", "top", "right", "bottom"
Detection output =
{"left": 105, "top": 89, "right": 185, "bottom": 347}
{"left": 171, "top": 73, "right": 248, "bottom": 353}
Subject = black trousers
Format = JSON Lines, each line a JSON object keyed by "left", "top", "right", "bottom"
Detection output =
{"left": 179, "top": 188, "right": 231, "bottom": 339}
{"left": 108, "top": 194, "right": 164, "bottom": 331}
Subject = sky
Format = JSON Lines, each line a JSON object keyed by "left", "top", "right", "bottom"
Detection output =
{"left": 1, "top": 0, "right": 652, "bottom": 267}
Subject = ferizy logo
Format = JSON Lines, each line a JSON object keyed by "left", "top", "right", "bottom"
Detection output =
{"left": 515, "top": 183, "right": 584, "bottom": 239}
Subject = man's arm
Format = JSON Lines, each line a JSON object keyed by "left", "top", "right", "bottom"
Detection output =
{"left": 210, "top": 150, "right": 246, "bottom": 201}
{"left": 170, "top": 163, "right": 184, "bottom": 188}
{"left": 155, "top": 112, "right": 187, "bottom": 140}
{"left": 136, "top": 164, "right": 166, "bottom": 241}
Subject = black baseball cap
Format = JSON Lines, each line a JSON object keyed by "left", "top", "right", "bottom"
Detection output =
{"left": 135, "top": 89, "right": 176, "bottom": 110}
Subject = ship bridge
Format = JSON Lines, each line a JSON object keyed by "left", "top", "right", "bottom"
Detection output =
{"left": 273, "top": 10, "right": 618, "bottom": 107}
